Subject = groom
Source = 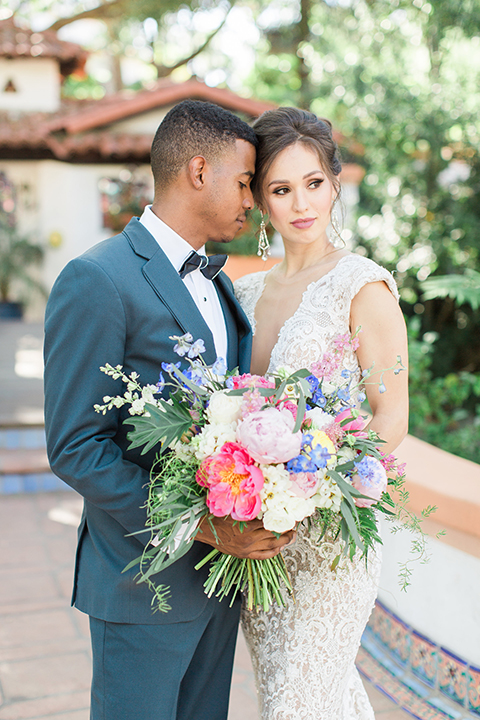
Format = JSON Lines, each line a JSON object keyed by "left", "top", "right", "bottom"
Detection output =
{"left": 44, "top": 100, "right": 293, "bottom": 720}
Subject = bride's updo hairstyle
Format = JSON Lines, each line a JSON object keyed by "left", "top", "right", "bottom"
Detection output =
{"left": 251, "top": 107, "right": 342, "bottom": 207}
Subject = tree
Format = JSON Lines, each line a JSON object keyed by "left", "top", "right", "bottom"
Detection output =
{"left": 246, "top": 0, "right": 480, "bottom": 375}
{"left": 12, "top": 0, "right": 234, "bottom": 92}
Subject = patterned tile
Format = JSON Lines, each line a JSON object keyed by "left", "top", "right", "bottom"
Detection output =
{"left": 467, "top": 665, "right": 480, "bottom": 716}
{"left": 438, "top": 647, "right": 468, "bottom": 706}
{"left": 410, "top": 631, "right": 438, "bottom": 688}
{"left": 356, "top": 647, "right": 453, "bottom": 720}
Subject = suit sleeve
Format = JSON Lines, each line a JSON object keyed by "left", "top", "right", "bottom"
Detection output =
{"left": 44, "top": 257, "right": 149, "bottom": 543}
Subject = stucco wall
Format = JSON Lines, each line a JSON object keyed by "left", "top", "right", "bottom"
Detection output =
{"left": 0, "top": 57, "right": 60, "bottom": 112}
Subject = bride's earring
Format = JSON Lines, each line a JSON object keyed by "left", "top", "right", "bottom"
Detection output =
{"left": 257, "top": 211, "right": 271, "bottom": 261}
{"left": 329, "top": 202, "right": 344, "bottom": 248}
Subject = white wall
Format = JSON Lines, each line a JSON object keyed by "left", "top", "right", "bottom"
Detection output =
{"left": 0, "top": 159, "right": 153, "bottom": 310}
{"left": 378, "top": 518, "right": 480, "bottom": 667}
{"left": 0, "top": 58, "right": 60, "bottom": 112}
{"left": 113, "top": 106, "right": 173, "bottom": 134}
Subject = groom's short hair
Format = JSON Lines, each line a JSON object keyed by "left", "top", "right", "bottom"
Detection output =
{"left": 151, "top": 99, "right": 257, "bottom": 190}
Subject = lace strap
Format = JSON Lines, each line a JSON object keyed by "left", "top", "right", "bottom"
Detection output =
{"left": 334, "top": 255, "right": 399, "bottom": 303}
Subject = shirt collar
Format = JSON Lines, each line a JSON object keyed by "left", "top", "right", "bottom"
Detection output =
{"left": 139, "top": 205, "right": 205, "bottom": 272}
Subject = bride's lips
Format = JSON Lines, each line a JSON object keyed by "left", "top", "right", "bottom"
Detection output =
{"left": 291, "top": 217, "right": 315, "bottom": 229}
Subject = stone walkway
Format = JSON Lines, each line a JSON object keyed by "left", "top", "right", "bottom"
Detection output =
{"left": 0, "top": 320, "right": 411, "bottom": 718}
{"left": 0, "top": 491, "right": 411, "bottom": 720}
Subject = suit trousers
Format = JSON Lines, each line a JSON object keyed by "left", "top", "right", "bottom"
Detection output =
{"left": 89, "top": 596, "right": 241, "bottom": 720}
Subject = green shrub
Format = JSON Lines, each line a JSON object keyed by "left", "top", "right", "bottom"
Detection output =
{"left": 407, "top": 318, "right": 480, "bottom": 464}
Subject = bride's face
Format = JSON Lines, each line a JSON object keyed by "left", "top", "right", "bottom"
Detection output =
{"left": 261, "top": 142, "right": 336, "bottom": 246}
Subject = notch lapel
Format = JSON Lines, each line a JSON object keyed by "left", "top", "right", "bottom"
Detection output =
{"left": 123, "top": 218, "right": 217, "bottom": 365}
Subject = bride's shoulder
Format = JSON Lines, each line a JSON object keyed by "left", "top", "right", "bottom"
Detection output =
{"left": 334, "top": 253, "right": 399, "bottom": 301}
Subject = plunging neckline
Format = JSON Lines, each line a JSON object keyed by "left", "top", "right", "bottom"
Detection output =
{"left": 250, "top": 254, "right": 353, "bottom": 375}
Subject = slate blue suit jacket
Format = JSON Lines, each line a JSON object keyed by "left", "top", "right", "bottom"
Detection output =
{"left": 44, "top": 218, "right": 252, "bottom": 625}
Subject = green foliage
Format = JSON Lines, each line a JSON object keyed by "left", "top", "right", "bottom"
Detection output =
{"left": 407, "top": 318, "right": 480, "bottom": 463}
{"left": 0, "top": 219, "right": 46, "bottom": 303}
{"left": 421, "top": 269, "right": 480, "bottom": 310}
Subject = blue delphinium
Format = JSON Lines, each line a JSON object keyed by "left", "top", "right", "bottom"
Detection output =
{"left": 156, "top": 371, "right": 165, "bottom": 392}
{"left": 161, "top": 360, "right": 181, "bottom": 374}
{"left": 212, "top": 357, "right": 227, "bottom": 376}
{"left": 188, "top": 339, "right": 206, "bottom": 359}
{"left": 172, "top": 333, "right": 193, "bottom": 357}
{"left": 286, "top": 454, "right": 317, "bottom": 474}
{"left": 309, "top": 444, "right": 331, "bottom": 469}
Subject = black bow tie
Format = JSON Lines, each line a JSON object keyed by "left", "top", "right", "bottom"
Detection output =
{"left": 179, "top": 251, "right": 227, "bottom": 281}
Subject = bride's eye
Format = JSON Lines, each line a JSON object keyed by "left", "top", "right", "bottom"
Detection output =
{"left": 272, "top": 186, "right": 289, "bottom": 196}
{"left": 309, "top": 179, "right": 324, "bottom": 189}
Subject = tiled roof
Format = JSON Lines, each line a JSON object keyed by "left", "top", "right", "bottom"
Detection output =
{"left": 0, "top": 79, "right": 278, "bottom": 163}
{"left": 46, "top": 78, "right": 278, "bottom": 134}
{"left": 0, "top": 77, "right": 358, "bottom": 169}
{"left": 0, "top": 16, "right": 87, "bottom": 75}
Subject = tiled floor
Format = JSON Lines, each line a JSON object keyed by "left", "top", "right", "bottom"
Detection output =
{"left": 0, "top": 491, "right": 412, "bottom": 720}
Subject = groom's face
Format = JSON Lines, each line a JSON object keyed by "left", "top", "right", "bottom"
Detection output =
{"left": 201, "top": 139, "right": 256, "bottom": 244}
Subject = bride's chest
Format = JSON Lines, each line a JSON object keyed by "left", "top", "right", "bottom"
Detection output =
{"left": 254, "top": 279, "right": 354, "bottom": 371}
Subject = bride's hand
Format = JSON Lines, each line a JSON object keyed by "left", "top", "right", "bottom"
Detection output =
{"left": 196, "top": 516, "right": 296, "bottom": 559}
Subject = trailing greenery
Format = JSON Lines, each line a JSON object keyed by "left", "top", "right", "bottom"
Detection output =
{"left": 407, "top": 318, "right": 480, "bottom": 464}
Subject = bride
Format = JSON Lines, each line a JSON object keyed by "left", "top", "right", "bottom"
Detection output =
{"left": 234, "top": 107, "right": 409, "bottom": 719}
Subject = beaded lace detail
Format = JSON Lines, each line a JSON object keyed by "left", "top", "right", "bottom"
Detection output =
{"left": 234, "top": 253, "right": 399, "bottom": 720}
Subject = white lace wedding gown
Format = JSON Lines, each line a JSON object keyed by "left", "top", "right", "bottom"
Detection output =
{"left": 234, "top": 254, "right": 399, "bottom": 720}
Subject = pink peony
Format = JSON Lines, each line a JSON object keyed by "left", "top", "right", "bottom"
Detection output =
{"left": 289, "top": 471, "right": 320, "bottom": 499}
{"left": 231, "top": 374, "right": 276, "bottom": 390}
{"left": 236, "top": 407, "right": 302, "bottom": 464}
{"left": 196, "top": 442, "right": 264, "bottom": 521}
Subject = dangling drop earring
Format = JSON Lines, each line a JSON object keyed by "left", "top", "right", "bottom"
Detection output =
{"left": 330, "top": 201, "right": 344, "bottom": 248}
{"left": 257, "top": 211, "right": 271, "bottom": 261}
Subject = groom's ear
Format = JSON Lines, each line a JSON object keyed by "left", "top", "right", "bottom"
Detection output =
{"left": 188, "top": 155, "right": 208, "bottom": 190}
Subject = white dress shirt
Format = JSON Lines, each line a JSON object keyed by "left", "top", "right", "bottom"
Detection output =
{"left": 139, "top": 206, "right": 228, "bottom": 362}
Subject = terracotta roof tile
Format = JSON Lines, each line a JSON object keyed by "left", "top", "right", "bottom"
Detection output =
{"left": 0, "top": 16, "right": 87, "bottom": 75}
{"left": 0, "top": 78, "right": 355, "bottom": 167}
{"left": 46, "top": 78, "right": 278, "bottom": 134}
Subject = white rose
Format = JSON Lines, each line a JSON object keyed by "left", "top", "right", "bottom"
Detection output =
{"left": 263, "top": 509, "right": 297, "bottom": 533}
{"left": 305, "top": 408, "right": 335, "bottom": 431}
{"left": 206, "top": 391, "right": 243, "bottom": 425}
{"left": 322, "top": 380, "right": 336, "bottom": 395}
{"left": 337, "top": 446, "right": 356, "bottom": 463}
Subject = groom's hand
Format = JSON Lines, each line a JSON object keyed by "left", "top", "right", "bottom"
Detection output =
{"left": 196, "top": 516, "right": 296, "bottom": 559}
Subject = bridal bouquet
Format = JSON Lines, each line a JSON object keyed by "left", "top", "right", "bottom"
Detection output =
{"left": 94, "top": 332, "right": 407, "bottom": 613}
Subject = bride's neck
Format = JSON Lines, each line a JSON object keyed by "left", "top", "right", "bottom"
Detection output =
{"left": 278, "top": 236, "right": 341, "bottom": 279}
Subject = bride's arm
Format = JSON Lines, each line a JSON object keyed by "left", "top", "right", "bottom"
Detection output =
{"left": 350, "top": 280, "right": 409, "bottom": 455}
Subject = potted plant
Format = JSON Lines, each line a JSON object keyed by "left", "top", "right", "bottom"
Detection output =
{"left": 0, "top": 219, "right": 47, "bottom": 319}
